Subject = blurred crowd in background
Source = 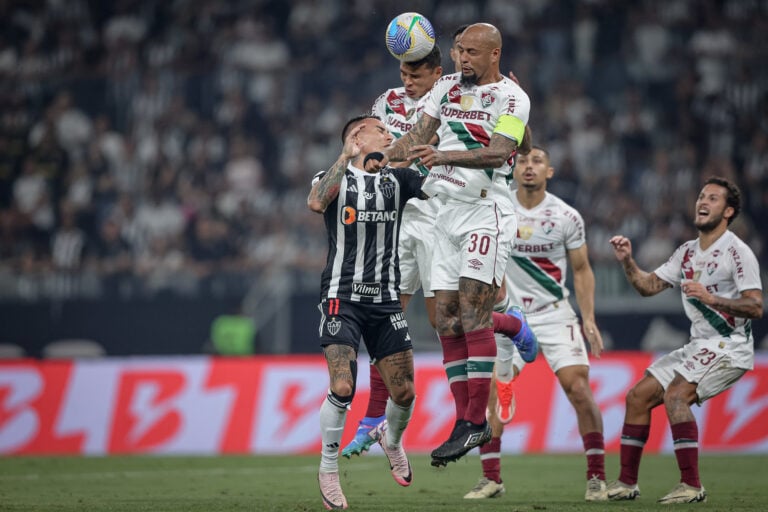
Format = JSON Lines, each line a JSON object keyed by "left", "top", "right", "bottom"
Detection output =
{"left": 1, "top": 0, "right": 767, "bottom": 302}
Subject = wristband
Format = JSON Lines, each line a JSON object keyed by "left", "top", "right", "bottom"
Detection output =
{"left": 363, "top": 152, "right": 385, "bottom": 168}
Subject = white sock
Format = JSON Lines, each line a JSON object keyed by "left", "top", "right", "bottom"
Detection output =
{"left": 319, "top": 391, "right": 348, "bottom": 472}
{"left": 384, "top": 397, "right": 414, "bottom": 448}
{"left": 495, "top": 357, "right": 515, "bottom": 384}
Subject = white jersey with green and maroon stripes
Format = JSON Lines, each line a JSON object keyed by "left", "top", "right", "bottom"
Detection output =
{"left": 654, "top": 230, "right": 761, "bottom": 348}
{"left": 372, "top": 87, "right": 435, "bottom": 217}
{"left": 421, "top": 72, "right": 530, "bottom": 206}
{"left": 505, "top": 192, "right": 585, "bottom": 313}
{"left": 372, "top": 87, "right": 426, "bottom": 156}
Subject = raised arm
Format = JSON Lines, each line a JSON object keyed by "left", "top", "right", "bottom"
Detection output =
{"left": 568, "top": 244, "right": 603, "bottom": 357}
{"left": 610, "top": 235, "right": 672, "bottom": 297}
{"left": 307, "top": 125, "right": 362, "bottom": 213}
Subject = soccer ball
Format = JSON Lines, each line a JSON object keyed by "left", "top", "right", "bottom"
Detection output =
{"left": 385, "top": 12, "right": 436, "bottom": 62}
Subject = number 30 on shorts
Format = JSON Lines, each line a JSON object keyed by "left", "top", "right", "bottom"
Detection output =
{"left": 468, "top": 234, "right": 491, "bottom": 255}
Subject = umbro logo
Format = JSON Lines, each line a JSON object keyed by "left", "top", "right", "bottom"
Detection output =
{"left": 468, "top": 258, "right": 483, "bottom": 270}
{"left": 464, "top": 432, "right": 484, "bottom": 447}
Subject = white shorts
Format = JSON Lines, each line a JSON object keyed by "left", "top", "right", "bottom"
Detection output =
{"left": 647, "top": 338, "right": 748, "bottom": 404}
{"left": 498, "top": 301, "right": 590, "bottom": 374}
{"left": 398, "top": 198, "right": 438, "bottom": 298}
{"left": 431, "top": 198, "right": 516, "bottom": 291}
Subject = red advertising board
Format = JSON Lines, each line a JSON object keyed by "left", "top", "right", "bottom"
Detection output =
{"left": 1, "top": 353, "right": 767, "bottom": 455}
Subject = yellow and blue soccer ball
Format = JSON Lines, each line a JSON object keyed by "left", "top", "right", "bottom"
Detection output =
{"left": 385, "top": 12, "right": 435, "bottom": 62}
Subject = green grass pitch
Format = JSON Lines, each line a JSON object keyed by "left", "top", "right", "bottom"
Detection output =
{"left": 1, "top": 454, "right": 765, "bottom": 511}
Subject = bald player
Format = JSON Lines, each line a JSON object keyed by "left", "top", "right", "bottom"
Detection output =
{"left": 365, "top": 23, "right": 532, "bottom": 466}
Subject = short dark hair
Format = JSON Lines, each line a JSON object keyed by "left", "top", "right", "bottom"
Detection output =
{"left": 530, "top": 144, "right": 549, "bottom": 159}
{"left": 341, "top": 114, "right": 379, "bottom": 143}
{"left": 403, "top": 44, "right": 442, "bottom": 70}
{"left": 452, "top": 24, "right": 469, "bottom": 41}
{"left": 704, "top": 176, "right": 741, "bottom": 224}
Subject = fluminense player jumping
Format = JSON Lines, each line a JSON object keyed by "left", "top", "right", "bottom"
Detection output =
{"left": 608, "top": 176, "right": 763, "bottom": 504}
{"left": 364, "top": 23, "right": 532, "bottom": 467}
{"left": 342, "top": 40, "right": 537, "bottom": 460}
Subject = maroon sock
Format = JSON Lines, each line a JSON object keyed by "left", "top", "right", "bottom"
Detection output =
{"left": 492, "top": 311, "right": 522, "bottom": 338}
{"left": 364, "top": 365, "right": 388, "bottom": 418}
{"left": 671, "top": 421, "right": 701, "bottom": 488}
{"left": 582, "top": 431, "right": 606, "bottom": 481}
{"left": 439, "top": 333, "right": 468, "bottom": 421}
{"left": 480, "top": 436, "right": 502, "bottom": 483}
{"left": 464, "top": 328, "right": 496, "bottom": 425}
{"left": 618, "top": 423, "right": 649, "bottom": 485}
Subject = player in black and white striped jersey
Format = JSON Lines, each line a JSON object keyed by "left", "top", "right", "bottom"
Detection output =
{"left": 308, "top": 115, "right": 426, "bottom": 510}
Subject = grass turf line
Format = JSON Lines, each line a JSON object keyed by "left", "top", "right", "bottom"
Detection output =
{"left": 0, "top": 454, "right": 765, "bottom": 511}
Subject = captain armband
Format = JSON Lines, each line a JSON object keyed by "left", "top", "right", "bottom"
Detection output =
{"left": 494, "top": 114, "right": 526, "bottom": 145}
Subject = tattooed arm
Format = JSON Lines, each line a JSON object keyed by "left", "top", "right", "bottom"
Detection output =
{"left": 683, "top": 286, "right": 764, "bottom": 319}
{"left": 413, "top": 132, "right": 518, "bottom": 170}
{"left": 361, "top": 114, "right": 441, "bottom": 172}
{"left": 307, "top": 124, "right": 363, "bottom": 213}
{"left": 610, "top": 235, "right": 672, "bottom": 297}
{"left": 307, "top": 155, "right": 350, "bottom": 213}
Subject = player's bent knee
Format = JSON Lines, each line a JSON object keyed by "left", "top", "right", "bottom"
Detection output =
{"left": 330, "top": 381, "right": 354, "bottom": 399}
{"left": 390, "top": 385, "right": 415, "bottom": 407}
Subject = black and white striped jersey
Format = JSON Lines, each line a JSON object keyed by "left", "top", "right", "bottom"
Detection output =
{"left": 312, "top": 164, "right": 424, "bottom": 303}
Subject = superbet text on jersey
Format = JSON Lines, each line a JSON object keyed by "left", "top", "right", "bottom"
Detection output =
{"left": 420, "top": 73, "right": 530, "bottom": 206}
{"left": 506, "top": 192, "right": 585, "bottom": 313}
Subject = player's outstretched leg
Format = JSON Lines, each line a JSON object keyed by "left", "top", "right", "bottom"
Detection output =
{"left": 341, "top": 414, "right": 386, "bottom": 458}
{"left": 504, "top": 306, "right": 538, "bottom": 362}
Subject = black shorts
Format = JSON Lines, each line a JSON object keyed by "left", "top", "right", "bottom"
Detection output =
{"left": 318, "top": 298, "right": 412, "bottom": 361}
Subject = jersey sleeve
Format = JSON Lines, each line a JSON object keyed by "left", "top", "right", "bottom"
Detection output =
{"left": 494, "top": 88, "right": 530, "bottom": 143}
{"left": 654, "top": 243, "right": 687, "bottom": 286}
{"left": 311, "top": 170, "right": 325, "bottom": 186}
{"left": 732, "top": 241, "right": 763, "bottom": 292}
{"left": 563, "top": 206, "right": 586, "bottom": 250}
{"left": 393, "top": 167, "right": 424, "bottom": 202}
{"left": 371, "top": 91, "right": 387, "bottom": 119}
{"left": 422, "top": 76, "right": 448, "bottom": 120}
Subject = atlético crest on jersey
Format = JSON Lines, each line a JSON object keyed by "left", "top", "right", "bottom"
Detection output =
{"left": 379, "top": 177, "right": 395, "bottom": 198}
